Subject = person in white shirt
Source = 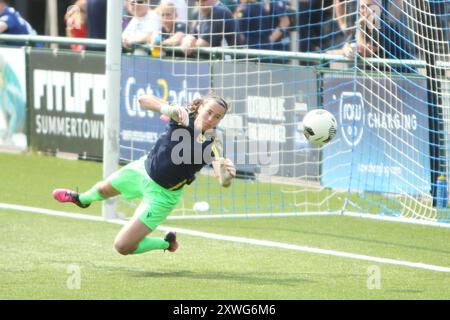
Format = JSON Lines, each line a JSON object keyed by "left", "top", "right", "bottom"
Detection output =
{"left": 122, "top": 0, "right": 161, "bottom": 54}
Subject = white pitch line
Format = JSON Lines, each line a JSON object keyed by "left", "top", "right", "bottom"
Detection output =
{"left": 157, "top": 226, "right": 450, "bottom": 273}
{"left": 0, "top": 203, "right": 126, "bottom": 225}
{"left": 1, "top": 202, "right": 450, "bottom": 273}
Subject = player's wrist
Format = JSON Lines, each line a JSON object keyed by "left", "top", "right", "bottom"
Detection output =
{"left": 160, "top": 103, "right": 189, "bottom": 127}
{"left": 159, "top": 103, "right": 172, "bottom": 117}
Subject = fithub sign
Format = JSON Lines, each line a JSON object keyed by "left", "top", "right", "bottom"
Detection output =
{"left": 29, "top": 50, "right": 106, "bottom": 158}
{"left": 322, "top": 74, "right": 431, "bottom": 195}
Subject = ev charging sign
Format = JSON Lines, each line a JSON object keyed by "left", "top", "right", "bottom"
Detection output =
{"left": 339, "top": 92, "right": 365, "bottom": 147}
{"left": 322, "top": 75, "right": 431, "bottom": 195}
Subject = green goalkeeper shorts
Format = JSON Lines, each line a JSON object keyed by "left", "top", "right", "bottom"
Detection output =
{"left": 108, "top": 156, "right": 183, "bottom": 230}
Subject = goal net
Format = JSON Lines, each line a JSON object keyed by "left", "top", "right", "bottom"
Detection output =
{"left": 118, "top": 0, "right": 450, "bottom": 224}
{"left": 324, "top": 0, "right": 449, "bottom": 223}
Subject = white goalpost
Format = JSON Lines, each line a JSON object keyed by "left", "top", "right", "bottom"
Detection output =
{"left": 102, "top": 0, "right": 123, "bottom": 220}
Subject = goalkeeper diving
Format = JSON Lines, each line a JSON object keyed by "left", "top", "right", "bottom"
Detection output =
{"left": 52, "top": 92, "right": 236, "bottom": 255}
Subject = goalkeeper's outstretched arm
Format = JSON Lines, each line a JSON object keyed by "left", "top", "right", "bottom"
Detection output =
{"left": 138, "top": 94, "right": 189, "bottom": 127}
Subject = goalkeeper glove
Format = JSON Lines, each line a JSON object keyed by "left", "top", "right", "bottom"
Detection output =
{"left": 160, "top": 104, "right": 189, "bottom": 127}
{"left": 216, "top": 158, "right": 236, "bottom": 188}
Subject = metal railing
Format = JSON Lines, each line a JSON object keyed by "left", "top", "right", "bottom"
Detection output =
{"left": 0, "top": 33, "right": 439, "bottom": 68}
{"left": 0, "top": 34, "right": 106, "bottom": 48}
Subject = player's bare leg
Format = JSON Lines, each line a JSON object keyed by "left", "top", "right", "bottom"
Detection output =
{"left": 114, "top": 215, "right": 178, "bottom": 255}
{"left": 96, "top": 181, "right": 121, "bottom": 198}
{"left": 114, "top": 218, "right": 152, "bottom": 255}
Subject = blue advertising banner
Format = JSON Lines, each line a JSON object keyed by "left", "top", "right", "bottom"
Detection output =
{"left": 211, "top": 62, "right": 319, "bottom": 178}
{"left": 322, "top": 74, "right": 431, "bottom": 195}
{"left": 120, "top": 56, "right": 210, "bottom": 161}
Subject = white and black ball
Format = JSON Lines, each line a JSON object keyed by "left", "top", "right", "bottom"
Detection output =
{"left": 302, "top": 109, "right": 337, "bottom": 145}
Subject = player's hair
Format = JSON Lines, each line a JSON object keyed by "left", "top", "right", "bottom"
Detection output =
{"left": 188, "top": 92, "right": 229, "bottom": 115}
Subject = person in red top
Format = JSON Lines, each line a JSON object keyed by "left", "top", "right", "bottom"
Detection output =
{"left": 65, "top": 0, "right": 87, "bottom": 51}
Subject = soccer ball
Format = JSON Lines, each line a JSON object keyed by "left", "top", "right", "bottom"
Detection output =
{"left": 302, "top": 109, "right": 337, "bottom": 145}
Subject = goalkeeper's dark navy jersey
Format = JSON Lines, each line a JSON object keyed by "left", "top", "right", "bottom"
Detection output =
{"left": 145, "top": 113, "right": 217, "bottom": 191}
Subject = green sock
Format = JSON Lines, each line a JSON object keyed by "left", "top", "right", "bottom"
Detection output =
{"left": 78, "top": 183, "right": 106, "bottom": 205}
{"left": 132, "top": 237, "right": 169, "bottom": 254}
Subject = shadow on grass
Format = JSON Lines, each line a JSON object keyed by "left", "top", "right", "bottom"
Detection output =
{"left": 119, "top": 269, "right": 318, "bottom": 287}
{"left": 384, "top": 289, "right": 423, "bottom": 294}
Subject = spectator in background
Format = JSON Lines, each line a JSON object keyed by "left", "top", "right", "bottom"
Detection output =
{"left": 8, "top": 0, "right": 46, "bottom": 35}
{"left": 353, "top": 0, "right": 416, "bottom": 63}
{"left": 150, "top": 1, "right": 186, "bottom": 57}
{"left": 122, "top": 0, "right": 161, "bottom": 55}
{"left": 334, "top": 0, "right": 358, "bottom": 43}
{"left": 297, "top": 0, "right": 344, "bottom": 53}
{"left": 123, "top": 1, "right": 132, "bottom": 30}
{"left": 328, "top": 0, "right": 382, "bottom": 59}
{"left": 296, "top": 0, "right": 321, "bottom": 53}
{"left": 181, "top": 0, "right": 239, "bottom": 56}
{"left": 65, "top": 0, "right": 87, "bottom": 51}
{"left": 86, "top": 0, "right": 107, "bottom": 39}
{"left": 0, "top": 0, "right": 36, "bottom": 46}
{"left": 234, "top": 0, "right": 268, "bottom": 50}
{"left": 160, "top": 0, "right": 188, "bottom": 24}
{"left": 328, "top": 0, "right": 416, "bottom": 72}
{"left": 379, "top": 0, "right": 416, "bottom": 63}
{"left": 263, "top": 0, "right": 291, "bottom": 63}
{"left": 221, "top": 0, "right": 239, "bottom": 14}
